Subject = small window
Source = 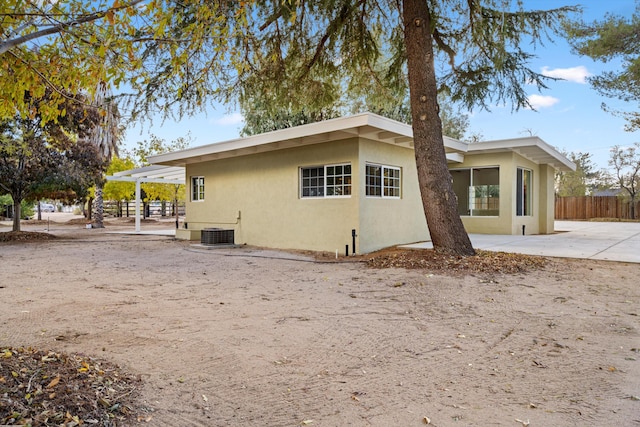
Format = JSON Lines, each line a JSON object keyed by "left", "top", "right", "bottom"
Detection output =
{"left": 301, "top": 164, "right": 351, "bottom": 198}
{"left": 516, "top": 168, "right": 532, "bottom": 216}
{"left": 301, "top": 167, "right": 324, "bottom": 197}
{"left": 326, "top": 164, "right": 352, "bottom": 196}
{"left": 191, "top": 176, "right": 204, "bottom": 201}
{"left": 366, "top": 163, "right": 401, "bottom": 198}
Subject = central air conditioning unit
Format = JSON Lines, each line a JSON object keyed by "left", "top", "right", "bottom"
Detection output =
{"left": 201, "top": 228, "right": 235, "bottom": 245}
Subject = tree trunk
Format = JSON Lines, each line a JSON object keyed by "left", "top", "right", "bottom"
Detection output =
{"left": 87, "top": 197, "right": 93, "bottom": 221}
{"left": 94, "top": 182, "right": 105, "bottom": 228}
{"left": 12, "top": 199, "right": 21, "bottom": 232}
{"left": 174, "top": 198, "right": 179, "bottom": 229}
{"left": 402, "top": 0, "right": 474, "bottom": 256}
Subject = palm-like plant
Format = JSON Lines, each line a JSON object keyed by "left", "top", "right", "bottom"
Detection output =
{"left": 88, "top": 81, "right": 121, "bottom": 228}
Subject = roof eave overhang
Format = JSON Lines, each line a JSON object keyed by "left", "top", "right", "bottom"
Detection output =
{"left": 468, "top": 137, "right": 576, "bottom": 172}
{"left": 148, "top": 113, "right": 469, "bottom": 167}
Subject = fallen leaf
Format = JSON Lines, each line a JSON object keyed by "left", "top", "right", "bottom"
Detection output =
{"left": 423, "top": 416, "right": 431, "bottom": 424}
{"left": 301, "top": 420, "right": 314, "bottom": 425}
{"left": 46, "top": 375, "right": 61, "bottom": 389}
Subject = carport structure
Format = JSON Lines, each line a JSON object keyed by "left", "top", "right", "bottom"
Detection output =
{"left": 106, "top": 165, "right": 185, "bottom": 232}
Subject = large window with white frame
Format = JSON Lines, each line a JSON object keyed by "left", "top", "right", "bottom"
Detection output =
{"left": 300, "top": 163, "right": 351, "bottom": 198}
{"left": 366, "top": 163, "right": 401, "bottom": 198}
{"left": 516, "top": 167, "right": 532, "bottom": 216}
{"left": 191, "top": 176, "right": 205, "bottom": 201}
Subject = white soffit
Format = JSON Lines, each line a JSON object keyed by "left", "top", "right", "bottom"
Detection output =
{"left": 149, "top": 113, "right": 469, "bottom": 167}
{"left": 468, "top": 137, "right": 576, "bottom": 172}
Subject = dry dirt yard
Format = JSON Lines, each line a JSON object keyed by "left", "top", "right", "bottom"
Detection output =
{"left": 0, "top": 223, "right": 639, "bottom": 426}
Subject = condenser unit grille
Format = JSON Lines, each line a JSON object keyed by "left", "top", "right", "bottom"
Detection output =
{"left": 201, "top": 228, "right": 235, "bottom": 245}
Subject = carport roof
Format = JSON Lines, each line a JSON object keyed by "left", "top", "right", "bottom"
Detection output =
{"left": 108, "top": 165, "right": 185, "bottom": 184}
{"left": 147, "top": 112, "right": 575, "bottom": 172}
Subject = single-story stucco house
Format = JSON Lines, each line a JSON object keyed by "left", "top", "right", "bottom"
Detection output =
{"left": 149, "top": 113, "right": 575, "bottom": 254}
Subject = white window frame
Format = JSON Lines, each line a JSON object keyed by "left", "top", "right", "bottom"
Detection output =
{"left": 366, "top": 163, "right": 401, "bottom": 199}
{"left": 191, "top": 176, "right": 205, "bottom": 202}
{"left": 300, "top": 163, "right": 352, "bottom": 198}
{"left": 516, "top": 167, "right": 532, "bottom": 216}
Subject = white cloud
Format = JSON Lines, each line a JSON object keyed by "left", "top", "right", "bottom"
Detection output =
{"left": 541, "top": 66, "right": 591, "bottom": 84}
{"left": 527, "top": 94, "right": 560, "bottom": 109}
{"left": 213, "top": 113, "right": 244, "bottom": 126}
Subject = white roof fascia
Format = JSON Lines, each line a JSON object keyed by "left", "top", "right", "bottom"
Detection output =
{"left": 107, "top": 176, "right": 184, "bottom": 185}
{"left": 446, "top": 152, "right": 465, "bottom": 163}
{"left": 148, "top": 112, "right": 468, "bottom": 167}
{"left": 148, "top": 113, "right": 390, "bottom": 166}
{"left": 109, "top": 165, "right": 185, "bottom": 183}
{"left": 468, "top": 136, "right": 576, "bottom": 172}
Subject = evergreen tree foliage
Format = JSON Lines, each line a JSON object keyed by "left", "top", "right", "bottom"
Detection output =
{"left": 565, "top": 2, "right": 640, "bottom": 131}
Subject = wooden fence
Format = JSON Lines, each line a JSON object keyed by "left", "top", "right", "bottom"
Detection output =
{"left": 100, "top": 200, "right": 185, "bottom": 218}
{"left": 555, "top": 196, "right": 639, "bottom": 220}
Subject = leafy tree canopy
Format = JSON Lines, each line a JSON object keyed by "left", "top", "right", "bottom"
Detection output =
{"left": 104, "top": 157, "right": 136, "bottom": 203}
{"left": 565, "top": 2, "right": 640, "bottom": 131}
{"left": 555, "top": 151, "right": 601, "bottom": 197}
{"left": 607, "top": 142, "right": 640, "bottom": 218}
{"left": 0, "top": 91, "right": 103, "bottom": 230}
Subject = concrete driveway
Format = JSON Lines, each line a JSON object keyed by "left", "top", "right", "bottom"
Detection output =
{"left": 406, "top": 221, "right": 640, "bottom": 263}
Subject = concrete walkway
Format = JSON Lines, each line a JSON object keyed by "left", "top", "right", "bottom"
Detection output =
{"left": 405, "top": 221, "right": 640, "bottom": 264}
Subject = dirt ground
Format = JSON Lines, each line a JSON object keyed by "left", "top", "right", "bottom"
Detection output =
{"left": 1, "top": 220, "right": 639, "bottom": 426}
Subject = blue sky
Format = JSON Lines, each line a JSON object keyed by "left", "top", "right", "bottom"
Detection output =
{"left": 122, "top": 0, "right": 637, "bottom": 171}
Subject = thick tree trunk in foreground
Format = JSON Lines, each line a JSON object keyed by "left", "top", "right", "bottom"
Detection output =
{"left": 402, "top": 0, "right": 475, "bottom": 256}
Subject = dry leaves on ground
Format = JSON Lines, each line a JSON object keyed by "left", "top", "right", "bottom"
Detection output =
{"left": 365, "top": 248, "right": 547, "bottom": 275}
{"left": 0, "top": 347, "right": 140, "bottom": 426}
{"left": 0, "top": 232, "right": 57, "bottom": 243}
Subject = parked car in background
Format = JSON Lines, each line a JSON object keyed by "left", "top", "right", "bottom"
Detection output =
{"left": 40, "top": 203, "right": 55, "bottom": 213}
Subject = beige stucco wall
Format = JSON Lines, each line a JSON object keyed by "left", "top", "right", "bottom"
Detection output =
{"left": 357, "top": 138, "right": 430, "bottom": 253}
{"left": 451, "top": 152, "right": 556, "bottom": 235}
{"left": 538, "top": 164, "right": 556, "bottom": 234}
{"left": 183, "top": 139, "right": 361, "bottom": 253}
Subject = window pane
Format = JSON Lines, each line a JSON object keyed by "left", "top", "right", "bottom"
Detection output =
{"left": 301, "top": 167, "right": 324, "bottom": 198}
{"left": 366, "top": 164, "right": 382, "bottom": 197}
{"left": 191, "top": 176, "right": 204, "bottom": 201}
{"left": 516, "top": 168, "right": 532, "bottom": 216}
{"left": 383, "top": 167, "right": 401, "bottom": 198}
{"left": 325, "top": 163, "right": 351, "bottom": 197}
{"left": 452, "top": 168, "right": 500, "bottom": 216}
